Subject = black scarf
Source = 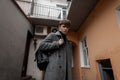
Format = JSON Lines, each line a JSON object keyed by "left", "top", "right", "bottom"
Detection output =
{"left": 59, "top": 31, "right": 67, "bottom": 42}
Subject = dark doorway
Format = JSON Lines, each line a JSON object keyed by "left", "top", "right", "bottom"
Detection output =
{"left": 98, "top": 59, "right": 114, "bottom": 80}
{"left": 21, "top": 31, "right": 33, "bottom": 77}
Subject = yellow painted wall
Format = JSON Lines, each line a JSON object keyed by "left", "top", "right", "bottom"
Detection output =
{"left": 67, "top": 32, "right": 81, "bottom": 80}
{"left": 76, "top": 0, "right": 120, "bottom": 80}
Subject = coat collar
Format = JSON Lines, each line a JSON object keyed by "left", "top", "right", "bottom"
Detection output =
{"left": 54, "top": 31, "right": 63, "bottom": 39}
{"left": 55, "top": 31, "right": 62, "bottom": 36}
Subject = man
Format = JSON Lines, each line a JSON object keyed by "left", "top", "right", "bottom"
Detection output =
{"left": 39, "top": 19, "right": 73, "bottom": 80}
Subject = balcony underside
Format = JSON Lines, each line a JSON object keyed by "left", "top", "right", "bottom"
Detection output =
{"left": 67, "top": 0, "right": 99, "bottom": 31}
{"left": 28, "top": 16, "right": 60, "bottom": 27}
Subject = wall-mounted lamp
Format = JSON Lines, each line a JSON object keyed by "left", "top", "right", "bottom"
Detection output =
{"left": 33, "top": 38, "right": 37, "bottom": 50}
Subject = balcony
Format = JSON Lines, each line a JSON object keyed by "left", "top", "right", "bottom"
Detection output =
{"left": 15, "top": 0, "right": 70, "bottom": 27}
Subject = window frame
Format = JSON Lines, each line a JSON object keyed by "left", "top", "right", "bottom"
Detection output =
{"left": 80, "top": 37, "right": 90, "bottom": 68}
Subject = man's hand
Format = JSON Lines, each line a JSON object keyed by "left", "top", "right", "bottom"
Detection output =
{"left": 58, "top": 39, "right": 64, "bottom": 45}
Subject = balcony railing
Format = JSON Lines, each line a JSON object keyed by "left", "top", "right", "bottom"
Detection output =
{"left": 16, "top": 0, "right": 67, "bottom": 20}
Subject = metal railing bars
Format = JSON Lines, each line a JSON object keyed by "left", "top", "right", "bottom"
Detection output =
{"left": 15, "top": 0, "right": 67, "bottom": 20}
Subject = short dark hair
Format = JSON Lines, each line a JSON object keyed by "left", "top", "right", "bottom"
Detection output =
{"left": 59, "top": 19, "right": 71, "bottom": 27}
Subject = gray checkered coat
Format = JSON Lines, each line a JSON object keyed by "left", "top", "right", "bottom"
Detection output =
{"left": 38, "top": 31, "right": 73, "bottom": 80}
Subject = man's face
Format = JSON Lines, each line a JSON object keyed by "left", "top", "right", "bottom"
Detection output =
{"left": 59, "top": 24, "right": 70, "bottom": 35}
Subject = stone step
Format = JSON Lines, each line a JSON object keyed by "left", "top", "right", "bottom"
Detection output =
{"left": 21, "top": 75, "right": 33, "bottom": 80}
{"left": 29, "top": 78, "right": 36, "bottom": 80}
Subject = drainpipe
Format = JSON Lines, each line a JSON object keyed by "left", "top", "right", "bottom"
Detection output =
{"left": 30, "top": 0, "right": 34, "bottom": 16}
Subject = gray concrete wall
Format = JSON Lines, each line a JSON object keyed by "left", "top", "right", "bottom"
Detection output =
{"left": 27, "top": 39, "right": 43, "bottom": 80}
{"left": 0, "top": 0, "right": 33, "bottom": 80}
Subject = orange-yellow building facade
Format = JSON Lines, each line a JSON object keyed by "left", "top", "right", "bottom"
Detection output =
{"left": 68, "top": 0, "right": 120, "bottom": 80}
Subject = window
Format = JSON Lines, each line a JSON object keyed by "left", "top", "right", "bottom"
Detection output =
{"left": 98, "top": 59, "right": 114, "bottom": 80}
{"left": 116, "top": 5, "right": 120, "bottom": 28}
{"left": 35, "top": 25, "right": 48, "bottom": 36}
{"left": 80, "top": 37, "right": 90, "bottom": 68}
